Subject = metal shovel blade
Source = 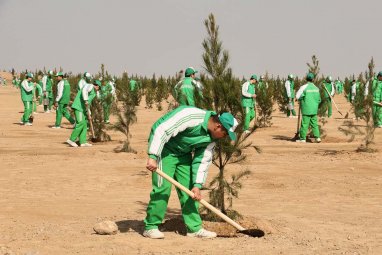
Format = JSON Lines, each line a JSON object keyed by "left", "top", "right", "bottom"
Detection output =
{"left": 238, "top": 229, "right": 265, "bottom": 238}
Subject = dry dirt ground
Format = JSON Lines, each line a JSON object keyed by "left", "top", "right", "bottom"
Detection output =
{"left": 0, "top": 72, "right": 381, "bottom": 255}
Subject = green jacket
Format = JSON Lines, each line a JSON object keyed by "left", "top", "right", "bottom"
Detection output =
{"left": 35, "top": 83, "right": 42, "bottom": 97}
{"left": 71, "top": 84, "right": 96, "bottom": 112}
{"left": 56, "top": 79, "right": 71, "bottom": 104}
{"left": 148, "top": 106, "right": 216, "bottom": 188}
{"left": 20, "top": 79, "right": 34, "bottom": 102}
{"left": 373, "top": 80, "right": 382, "bottom": 104}
{"left": 241, "top": 81, "right": 255, "bottom": 107}
{"left": 129, "top": 79, "right": 137, "bottom": 91}
{"left": 257, "top": 80, "right": 267, "bottom": 91}
{"left": 42, "top": 75, "right": 53, "bottom": 92}
{"left": 101, "top": 82, "right": 113, "bottom": 97}
{"left": 335, "top": 81, "right": 343, "bottom": 93}
{"left": 296, "top": 82, "right": 321, "bottom": 115}
{"left": 348, "top": 82, "right": 360, "bottom": 103}
{"left": 285, "top": 79, "right": 295, "bottom": 98}
{"left": 322, "top": 81, "right": 334, "bottom": 99}
{"left": 175, "top": 77, "right": 197, "bottom": 106}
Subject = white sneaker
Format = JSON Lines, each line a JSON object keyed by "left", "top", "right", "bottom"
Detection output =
{"left": 66, "top": 139, "right": 78, "bottom": 147}
{"left": 187, "top": 228, "right": 217, "bottom": 239}
{"left": 45, "top": 110, "right": 50, "bottom": 113}
{"left": 51, "top": 126, "right": 61, "bottom": 129}
{"left": 143, "top": 229, "right": 164, "bottom": 239}
{"left": 378, "top": 125, "right": 382, "bottom": 128}
{"left": 80, "top": 143, "right": 93, "bottom": 147}
{"left": 34, "top": 112, "right": 38, "bottom": 114}
{"left": 296, "top": 139, "right": 306, "bottom": 143}
{"left": 19, "top": 121, "right": 24, "bottom": 124}
{"left": 244, "top": 130, "right": 251, "bottom": 135}
{"left": 24, "top": 122, "right": 32, "bottom": 126}
{"left": 316, "top": 138, "right": 321, "bottom": 143}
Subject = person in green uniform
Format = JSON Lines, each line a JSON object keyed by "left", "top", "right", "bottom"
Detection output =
{"left": 129, "top": 79, "right": 138, "bottom": 92}
{"left": 373, "top": 72, "right": 382, "bottom": 128}
{"left": 241, "top": 74, "right": 257, "bottom": 134}
{"left": 257, "top": 75, "right": 268, "bottom": 91}
{"left": 52, "top": 72, "right": 75, "bottom": 128}
{"left": 77, "top": 72, "right": 92, "bottom": 91}
{"left": 32, "top": 80, "right": 42, "bottom": 114}
{"left": 66, "top": 80, "right": 101, "bottom": 147}
{"left": 321, "top": 76, "right": 335, "bottom": 117}
{"left": 101, "top": 78, "right": 114, "bottom": 124}
{"left": 285, "top": 74, "right": 297, "bottom": 118}
{"left": 42, "top": 70, "right": 54, "bottom": 113}
{"left": 335, "top": 78, "right": 343, "bottom": 94}
{"left": 143, "top": 105, "right": 239, "bottom": 239}
{"left": 20, "top": 73, "right": 35, "bottom": 126}
{"left": 296, "top": 73, "right": 321, "bottom": 143}
{"left": 173, "top": 67, "right": 200, "bottom": 106}
{"left": 12, "top": 76, "right": 21, "bottom": 88}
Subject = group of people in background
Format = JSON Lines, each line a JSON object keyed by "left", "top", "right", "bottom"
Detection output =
{"left": 239, "top": 72, "right": 382, "bottom": 143}
{"left": 11, "top": 71, "right": 118, "bottom": 147}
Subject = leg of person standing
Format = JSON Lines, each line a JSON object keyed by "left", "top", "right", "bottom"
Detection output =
{"left": 144, "top": 151, "right": 178, "bottom": 231}
{"left": 174, "top": 154, "right": 202, "bottom": 234}
{"left": 299, "top": 115, "right": 311, "bottom": 141}
{"left": 22, "top": 101, "right": 32, "bottom": 124}
{"left": 62, "top": 104, "right": 75, "bottom": 124}
{"left": 327, "top": 99, "right": 332, "bottom": 118}
{"left": 68, "top": 110, "right": 87, "bottom": 145}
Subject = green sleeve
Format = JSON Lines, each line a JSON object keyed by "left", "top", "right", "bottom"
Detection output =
{"left": 191, "top": 142, "right": 215, "bottom": 188}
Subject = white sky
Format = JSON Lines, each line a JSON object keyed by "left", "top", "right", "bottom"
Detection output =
{"left": 0, "top": 0, "right": 381, "bottom": 78}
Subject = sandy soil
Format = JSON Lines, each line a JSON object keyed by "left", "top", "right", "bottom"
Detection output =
{"left": 0, "top": 72, "right": 381, "bottom": 255}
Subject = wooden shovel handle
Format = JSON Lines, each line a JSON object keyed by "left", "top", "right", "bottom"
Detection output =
{"left": 155, "top": 169, "right": 246, "bottom": 231}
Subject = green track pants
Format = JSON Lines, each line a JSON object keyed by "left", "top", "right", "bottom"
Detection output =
{"left": 69, "top": 110, "right": 88, "bottom": 145}
{"left": 299, "top": 115, "right": 320, "bottom": 140}
{"left": 373, "top": 105, "right": 382, "bottom": 126}
{"left": 103, "top": 103, "right": 110, "bottom": 123}
{"left": 44, "top": 91, "right": 53, "bottom": 111}
{"left": 144, "top": 150, "right": 202, "bottom": 233}
{"left": 287, "top": 100, "right": 296, "bottom": 117}
{"left": 243, "top": 106, "right": 255, "bottom": 131}
{"left": 32, "top": 100, "right": 37, "bottom": 113}
{"left": 324, "top": 98, "right": 332, "bottom": 118}
{"left": 55, "top": 103, "right": 75, "bottom": 127}
{"left": 22, "top": 101, "right": 32, "bottom": 123}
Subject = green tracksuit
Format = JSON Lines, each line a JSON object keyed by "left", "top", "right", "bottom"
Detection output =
{"left": 296, "top": 82, "right": 321, "bottom": 140}
{"left": 322, "top": 81, "right": 335, "bottom": 117}
{"left": 55, "top": 79, "right": 75, "bottom": 127}
{"left": 285, "top": 79, "right": 296, "bottom": 116}
{"left": 335, "top": 80, "right": 343, "bottom": 94}
{"left": 13, "top": 78, "right": 21, "bottom": 89}
{"left": 69, "top": 85, "right": 96, "bottom": 145}
{"left": 145, "top": 106, "right": 216, "bottom": 233}
{"left": 373, "top": 80, "right": 382, "bottom": 127}
{"left": 241, "top": 81, "right": 256, "bottom": 131}
{"left": 257, "top": 80, "right": 267, "bottom": 92}
{"left": 129, "top": 79, "right": 137, "bottom": 92}
{"left": 32, "top": 82, "right": 42, "bottom": 113}
{"left": 173, "top": 77, "right": 199, "bottom": 106}
{"left": 20, "top": 79, "right": 34, "bottom": 123}
{"left": 101, "top": 82, "right": 113, "bottom": 123}
{"left": 42, "top": 75, "right": 54, "bottom": 111}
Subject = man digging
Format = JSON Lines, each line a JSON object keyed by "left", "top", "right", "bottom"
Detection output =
{"left": 66, "top": 80, "right": 100, "bottom": 147}
{"left": 143, "top": 106, "right": 238, "bottom": 239}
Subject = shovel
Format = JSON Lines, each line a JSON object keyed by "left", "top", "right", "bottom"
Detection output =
{"left": 323, "top": 85, "right": 343, "bottom": 116}
{"left": 155, "top": 168, "right": 265, "bottom": 238}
